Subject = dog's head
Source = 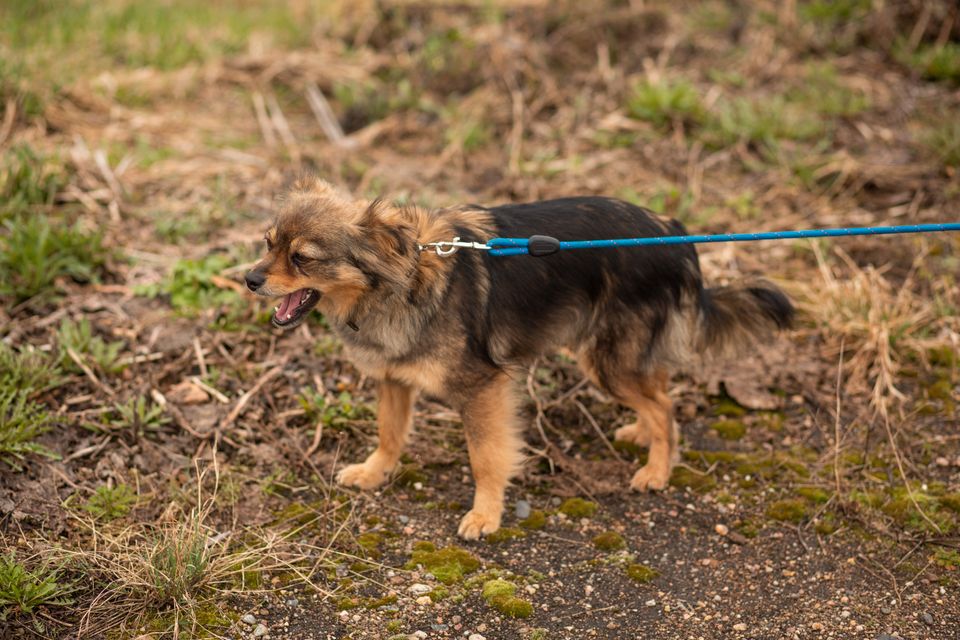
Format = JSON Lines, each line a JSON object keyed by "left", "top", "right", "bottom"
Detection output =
{"left": 245, "top": 178, "right": 416, "bottom": 329}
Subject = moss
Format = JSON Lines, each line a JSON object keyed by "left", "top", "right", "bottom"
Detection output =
{"left": 558, "top": 498, "right": 597, "bottom": 518}
{"left": 796, "top": 487, "right": 831, "bottom": 504}
{"left": 814, "top": 512, "right": 839, "bottom": 535}
{"left": 337, "top": 596, "right": 361, "bottom": 610}
{"left": 711, "top": 419, "right": 746, "bottom": 440}
{"left": 364, "top": 594, "right": 398, "bottom": 609}
{"left": 486, "top": 527, "right": 527, "bottom": 543}
{"left": 519, "top": 509, "right": 547, "bottom": 530}
{"left": 404, "top": 545, "right": 480, "bottom": 584}
{"left": 758, "top": 411, "right": 784, "bottom": 432}
{"left": 386, "top": 620, "right": 403, "bottom": 633}
{"left": 428, "top": 586, "right": 449, "bottom": 602}
{"left": 933, "top": 549, "right": 960, "bottom": 570}
{"left": 625, "top": 563, "right": 659, "bottom": 583}
{"left": 682, "top": 450, "right": 740, "bottom": 465}
{"left": 735, "top": 519, "right": 760, "bottom": 538}
{"left": 394, "top": 464, "right": 428, "bottom": 487}
{"left": 592, "top": 531, "right": 626, "bottom": 551}
{"left": 939, "top": 493, "right": 960, "bottom": 513}
{"left": 926, "top": 377, "right": 953, "bottom": 401}
{"left": 412, "top": 540, "right": 435, "bottom": 552}
{"left": 612, "top": 439, "right": 643, "bottom": 457}
{"left": 928, "top": 345, "right": 957, "bottom": 368}
{"left": 766, "top": 499, "right": 809, "bottom": 523}
{"left": 669, "top": 466, "right": 717, "bottom": 493}
{"left": 711, "top": 397, "right": 747, "bottom": 417}
{"left": 356, "top": 531, "right": 383, "bottom": 559}
{"left": 480, "top": 579, "right": 532, "bottom": 619}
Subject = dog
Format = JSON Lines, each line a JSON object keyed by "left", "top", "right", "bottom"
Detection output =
{"left": 245, "top": 178, "right": 793, "bottom": 539}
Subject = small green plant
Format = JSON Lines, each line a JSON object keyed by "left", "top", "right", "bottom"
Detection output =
{"left": 0, "top": 343, "right": 62, "bottom": 395}
{"left": 299, "top": 390, "right": 374, "bottom": 430}
{"left": 895, "top": 41, "right": 960, "bottom": 84}
{"left": 626, "top": 78, "right": 705, "bottom": 129}
{"left": 84, "top": 483, "right": 137, "bottom": 521}
{"left": 922, "top": 118, "right": 960, "bottom": 168}
{"left": 0, "top": 553, "right": 73, "bottom": 618}
{"left": 57, "top": 317, "right": 126, "bottom": 375}
{"left": 105, "top": 396, "right": 170, "bottom": 435}
{"left": 788, "top": 63, "right": 870, "bottom": 117}
{"left": 704, "top": 96, "right": 825, "bottom": 149}
{"left": 0, "top": 213, "right": 107, "bottom": 303}
{"left": 0, "top": 390, "right": 57, "bottom": 469}
{"left": 0, "top": 146, "right": 64, "bottom": 218}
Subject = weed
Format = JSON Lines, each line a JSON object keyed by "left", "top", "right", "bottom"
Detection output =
{"left": 104, "top": 396, "right": 170, "bottom": 436}
{"left": 0, "top": 146, "right": 64, "bottom": 217}
{"left": 57, "top": 317, "right": 126, "bottom": 375}
{"left": 704, "top": 96, "right": 825, "bottom": 149}
{"left": 626, "top": 78, "right": 705, "bottom": 129}
{"left": 84, "top": 483, "right": 137, "bottom": 521}
{"left": 0, "top": 553, "right": 73, "bottom": 618}
{"left": 0, "top": 343, "right": 62, "bottom": 395}
{"left": 299, "top": 390, "right": 374, "bottom": 431}
{"left": 0, "top": 213, "right": 107, "bottom": 303}
{"left": 0, "top": 389, "right": 57, "bottom": 470}
{"left": 788, "top": 63, "right": 870, "bottom": 117}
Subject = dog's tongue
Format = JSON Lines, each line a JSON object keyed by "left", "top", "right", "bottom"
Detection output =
{"left": 277, "top": 291, "right": 299, "bottom": 321}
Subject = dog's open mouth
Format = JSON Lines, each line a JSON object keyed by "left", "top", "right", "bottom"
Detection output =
{"left": 272, "top": 288, "right": 320, "bottom": 329}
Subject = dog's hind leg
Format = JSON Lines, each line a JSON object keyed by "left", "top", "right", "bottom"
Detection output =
{"left": 614, "top": 369, "right": 677, "bottom": 491}
{"left": 457, "top": 373, "right": 525, "bottom": 540}
{"left": 337, "top": 380, "right": 416, "bottom": 490}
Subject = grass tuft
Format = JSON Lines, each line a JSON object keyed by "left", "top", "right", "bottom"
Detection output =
{"left": 57, "top": 318, "right": 126, "bottom": 376}
{"left": 83, "top": 483, "right": 137, "bottom": 522}
{"left": 0, "top": 389, "right": 57, "bottom": 470}
{"left": 626, "top": 78, "right": 705, "bottom": 129}
{"left": 0, "top": 553, "right": 74, "bottom": 618}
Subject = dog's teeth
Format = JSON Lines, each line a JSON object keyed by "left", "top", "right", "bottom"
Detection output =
{"left": 274, "top": 306, "right": 279, "bottom": 312}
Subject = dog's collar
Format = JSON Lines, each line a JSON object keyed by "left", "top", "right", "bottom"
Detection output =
{"left": 417, "top": 237, "right": 490, "bottom": 257}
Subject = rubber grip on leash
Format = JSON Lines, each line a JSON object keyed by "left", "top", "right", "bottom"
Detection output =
{"left": 527, "top": 235, "right": 560, "bottom": 257}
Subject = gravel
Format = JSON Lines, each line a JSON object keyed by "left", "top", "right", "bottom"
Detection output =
{"left": 252, "top": 623, "right": 268, "bottom": 638}
{"left": 515, "top": 500, "right": 531, "bottom": 519}
{"left": 242, "top": 614, "right": 257, "bottom": 625}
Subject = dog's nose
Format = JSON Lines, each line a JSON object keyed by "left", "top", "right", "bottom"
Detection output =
{"left": 245, "top": 271, "right": 265, "bottom": 292}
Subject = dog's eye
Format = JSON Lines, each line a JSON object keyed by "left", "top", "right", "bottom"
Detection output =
{"left": 291, "top": 252, "right": 309, "bottom": 267}
{"left": 264, "top": 235, "right": 273, "bottom": 251}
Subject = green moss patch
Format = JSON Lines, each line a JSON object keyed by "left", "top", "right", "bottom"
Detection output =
{"left": 485, "top": 527, "right": 526, "bottom": 543}
{"left": 669, "top": 467, "right": 717, "bottom": 493}
{"left": 711, "top": 419, "right": 746, "bottom": 440}
{"left": 405, "top": 545, "right": 480, "bottom": 584}
{"left": 559, "top": 498, "right": 597, "bottom": 519}
{"left": 519, "top": 509, "right": 547, "bottom": 530}
{"left": 766, "top": 499, "right": 809, "bottom": 523}
{"left": 711, "top": 397, "right": 747, "bottom": 417}
{"left": 795, "top": 487, "right": 831, "bottom": 504}
{"left": 481, "top": 579, "right": 533, "bottom": 618}
{"left": 592, "top": 531, "right": 625, "bottom": 551}
{"left": 626, "top": 563, "right": 658, "bottom": 583}
{"left": 394, "top": 464, "right": 428, "bottom": 487}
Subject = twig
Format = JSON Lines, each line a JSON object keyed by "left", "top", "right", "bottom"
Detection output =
{"left": 219, "top": 363, "right": 286, "bottom": 432}
{"left": 305, "top": 419, "right": 324, "bottom": 457}
{"left": 189, "top": 376, "right": 229, "bottom": 404}
{"left": 66, "top": 347, "right": 115, "bottom": 397}
{"left": 266, "top": 92, "right": 300, "bottom": 161}
{"left": 0, "top": 98, "right": 15, "bottom": 146}
{"left": 833, "top": 340, "right": 845, "bottom": 497}
{"left": 305, "top": 82, "right": 354, "bottom": 148}
{"left": 573, "top": 399, "right": 624, "bottom": 461}
{"left": 251, "top": 91, "right": 277, "bottom": 147}
{"left": 193, "top": 336, "right": 208, "bottom": 379}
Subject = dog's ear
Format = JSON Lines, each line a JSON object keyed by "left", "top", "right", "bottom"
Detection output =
{"left": 357, "top": 199, "right": 415, "bottom": 258}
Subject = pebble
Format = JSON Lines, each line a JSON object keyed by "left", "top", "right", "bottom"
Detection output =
{"left": 515, "top": 500, "right": 531, "bottom": 519}
{"left": 733, "top": 623, "right": 747, "bottom": 631}
{"left": 715, "top": 523, "right": 729, "bottom": 536}
{"left": 469, "top": 635, "right": 487, "bottom": 640}
{"left": 285, "top": 598, "right": 298, "bottom": 607}
{"left": 416, "top": 595, "right": 432, "bottom": 606}
{"left": 922, "top": 612, "right": 934, "bottom": 625}
{"left": 252, "top": 624, "right": 268, "bottom": 638}
{"left": 645, "top": 599, "right": 656, "bottom": 606}
{"left": 242, "top": 614, "right": 257, "bottom": 625}
{"left": 399, "top": 515, "right": 410, "bottom": 524}
{"left": 727, "top": 531, "right": 749, "bottom": 545}
{"left": 409, "top": 583, "right": 432, "bottom": 595}
{"left": 412, "top": 632, "right": 427, "bottom": 639}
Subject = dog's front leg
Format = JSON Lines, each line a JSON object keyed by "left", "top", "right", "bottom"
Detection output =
{"left": 337, "top": 380, "right": 416, "bottom": 490}
{"left": 457, "top": 373, "right": 525, "bottom": 540}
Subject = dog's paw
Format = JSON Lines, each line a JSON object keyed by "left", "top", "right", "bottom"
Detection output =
{"left": 336, "top": 463, "right": 388, "bottom": 490}
{"left": 614, "top": 422, "right": 651, "bottom": 447}
{"left": 457, "top": 509, "right": 502, "bottom": 540}
{"left": 630, "top": 464, "right": 670, "bottom": 491}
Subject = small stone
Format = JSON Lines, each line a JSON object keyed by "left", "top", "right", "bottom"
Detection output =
{"left": 727, "top": 532, "right": 749, "bottom": 545}
{"left": 412, "top": 632, "right": 427, "bottom": 639}
{"left": 398, "top": 515, "right": 410, "bottom": 524}
{"left": 645, "top": 599, "right": 656, "bottom": 606}
{"left": 515, "top": 500, "right": 532, "bottom": 519}
{"left": 811, "top": 622, "right": 823, "bottom": 630}
{"left": 715, "top": 523, "right": 729, "bottom": 536}
{"left": 413, "top": 482, "right": 423, "bottom": 490}
{"left": 469, "top": 635, "right": 486, "bottom": 640}
{"left": 252, "top": 624, "right": 268, "bottom": 638}
{"left": 416, "top": 595, "right": 432, "bottom": 605}
{"left": 408, "top": 583, "right": 432, "bottom": 595}
{"left": 285, "top": 598, "right": 298, "bottom": 607}
{"left": 242, "top": 614, "right": 256, "bottom": 625}
{"left": 880, "top": 607, "right": 891, "bottom": 615}
{"left": 922, "top": 612, "right": 934, "bottom": 625}
{"left": 733, "top": 623, "right": 747, "bottom": 631}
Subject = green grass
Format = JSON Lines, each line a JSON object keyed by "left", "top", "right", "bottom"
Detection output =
{"left": 0, "top": 553, "right": 73, "bottom": 618}
{"left": 0, "top": 343, "right": 63, "bottom": 396}
{"left": 299, "top": 389, "right": 375, "bottom": 431}
{"left": 626, "top": 78, "right": 706, "bottom": 129}
{"left": 0, "top": 0, "right": 314, "bottom": 78}
{"left": 57, "top": 317, "right": 126, "bottom": 375}
{"left": 922, "top": 118, "right": 960, "bottom": 168}
{"left": 895, "top": 41, "right": 960, "bottom": 85}
{"left": 704, "top": 96, "right": 826, "bottom": 149}
{"left": 97, "top": 396, "right": 170, "bottom": 436}
{"left": 0, "top": 390, "right": 57, "bottom": 470}
{"left": 84, "top": 483, "right": 137, "bottom": 521}
{"left": 0, "top": 146, "right": 62, "bottom": 218}
{"left": 788, "top": 62, "right": 870, "bottom": 117}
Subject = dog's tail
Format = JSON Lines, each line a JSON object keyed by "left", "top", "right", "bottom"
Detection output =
{"left": 695, "top": 281, "right": 794, "bottom": 356}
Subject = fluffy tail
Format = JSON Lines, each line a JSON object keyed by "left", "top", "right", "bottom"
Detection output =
{"left": 697, "top": 281, "right": 794, "bottom": 356}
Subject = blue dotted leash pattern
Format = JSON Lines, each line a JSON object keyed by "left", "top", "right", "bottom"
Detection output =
{"left": 484, "top": 223, "right": 960, "bottom": 257}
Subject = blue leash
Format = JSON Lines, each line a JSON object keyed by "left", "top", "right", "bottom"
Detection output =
{"left": 480, "top": 223, "right": 960, "bottom": 257}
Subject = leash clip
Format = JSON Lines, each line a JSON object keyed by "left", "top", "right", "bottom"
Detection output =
{"left": 418, "top": 237, "right": 491, "bottom": 257}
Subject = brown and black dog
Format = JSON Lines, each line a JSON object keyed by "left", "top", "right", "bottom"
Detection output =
{"left": 245, "top": 178, "right": 793, "bottom": 539}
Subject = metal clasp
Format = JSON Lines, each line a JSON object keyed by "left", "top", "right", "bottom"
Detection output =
{"left": 417, "top": 237, "right": 491, "bottom": 257}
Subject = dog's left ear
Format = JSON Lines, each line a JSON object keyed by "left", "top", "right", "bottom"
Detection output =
{"left": 358, "top": 199, "right": 414, "bottom": 257}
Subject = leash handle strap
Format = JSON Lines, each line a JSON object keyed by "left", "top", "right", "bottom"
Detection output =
{"left": 486, "top": 222, "right": 960, "bottom": 257}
